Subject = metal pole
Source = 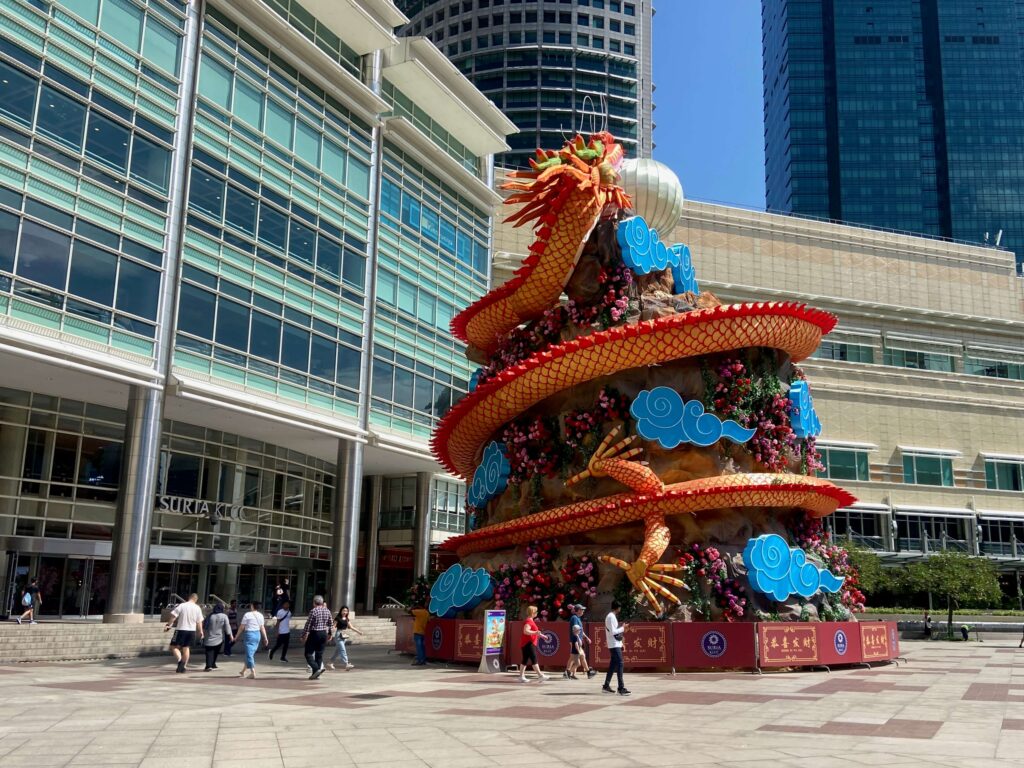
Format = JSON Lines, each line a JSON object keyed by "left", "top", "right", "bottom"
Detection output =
{"left": 413, "top": 472, "right": 432, "bottom": 578}
{"left": 330, "top": 439, "right": 364, "bottom": 610}
{"left": 105, "top": 0, "right": 204, "bottom": 622}
{"left": 364, "top": 475, "right": 383, "bottom": 612}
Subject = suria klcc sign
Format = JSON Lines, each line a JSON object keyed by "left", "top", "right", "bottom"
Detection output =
{"left": 156, "top": 495, "right": 250, "bottom": 523}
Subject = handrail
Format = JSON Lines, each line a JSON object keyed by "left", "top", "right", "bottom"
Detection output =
{"left": 169, "top": 592, "right": 186, "bottom": 605}
{"left": 209, "top": 593, "right": 228, "bottom": 606}
{"left": 384, "top": 595, "right": 408, "bottom": 608}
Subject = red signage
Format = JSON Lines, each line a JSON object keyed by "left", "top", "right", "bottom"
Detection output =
{"left": 454, "top": 620, "right": 484, "bottom": 662}
{"left": 507, "top": 621, "right": 572, "bottom": 667}
{"left": 673, "top": 622, "right": 757, "bottom": 669}
{"left": 816, "top": 621, "right": 862, "bottom": 666}
{"left": 589, "top": 621, "right": 671, "bottom": 668}
{"left": 424, "top": 618, "right": 455, "bottom": 660}
{"left": 758, "top": 623, "right": 819, "bottom": 667}
{"left": 379, "top": 548, "right": 413, "bottom": 568}
{"left": 860, "top": 621, "right": 893, "bottom": 661}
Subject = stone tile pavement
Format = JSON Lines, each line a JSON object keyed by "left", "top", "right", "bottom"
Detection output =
{"left": 0, "top": 638, "right": 1022, "bottom": 767}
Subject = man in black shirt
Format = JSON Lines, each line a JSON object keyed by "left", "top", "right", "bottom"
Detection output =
{"left": 16, "top": 578, "right": 40, "bottom": 624}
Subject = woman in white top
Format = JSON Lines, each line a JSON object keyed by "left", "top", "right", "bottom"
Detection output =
{"left": 238, "top": 601, "right": 269, "bottom": 678}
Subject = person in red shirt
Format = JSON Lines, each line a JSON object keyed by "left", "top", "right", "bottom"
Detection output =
{"left": 517, "top": 605, "right": 550, "bottom": 684}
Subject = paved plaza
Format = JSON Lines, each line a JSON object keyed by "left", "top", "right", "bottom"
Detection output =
{"left": 0, "top": 638, "right": 1022, "bottom": 767}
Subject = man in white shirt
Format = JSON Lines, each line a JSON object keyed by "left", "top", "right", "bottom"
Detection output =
{"left": 165, "top": 593, "right": 204, "bottom": 673}
{"left": 601, "top": 600, "right": 630, "bottom": 696}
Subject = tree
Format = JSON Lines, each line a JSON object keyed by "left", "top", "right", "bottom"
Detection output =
{"left": 845, "top": 545, "right": 891, "bottom": 596}
{"left": 905, "top": 552, "right": 1002, "bottom": 638}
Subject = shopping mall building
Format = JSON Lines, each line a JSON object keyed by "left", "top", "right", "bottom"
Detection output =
{"left": 495, "top": 196, "right": 1024, "bottom": 604}
{"left": 0, "top": 0, "right": 515, "bottom": 620}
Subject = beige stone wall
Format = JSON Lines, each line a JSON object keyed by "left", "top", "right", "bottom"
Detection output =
{"left": 491, "top": 197, "right": 1024, "bottom": 530}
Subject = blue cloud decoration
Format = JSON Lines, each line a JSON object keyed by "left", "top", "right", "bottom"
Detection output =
{"left": 630, "top": 387, "right": 756, "bottom": 449}
{"left": 616, "top": 217, "right": 701, "bottom": 295}
{"left": 429, "top": 563, "right": 494, "bottom": 618}
{"left": 467, "top": 441, "right": 510, "bottom": 507}
{"left": 742, "top": 534, "right": 845, "bottom": 601}
{"left": 788, "top": 380, "right": 822, "bottom": 439}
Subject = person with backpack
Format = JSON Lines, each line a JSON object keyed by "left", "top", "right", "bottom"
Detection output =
{"left": 268, "top": 600, "right": 292, "bottom": 663}
{"left": 15, "top": 578, "right": 40, "bottom": 624}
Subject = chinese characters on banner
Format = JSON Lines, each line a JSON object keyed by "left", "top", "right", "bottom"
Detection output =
{"left": 758, "top": 624, "right": 819, "bottom": 666}
{"left": 588, "top": 622, "right": 670, "bottom": 667}
{"left": 860, "top": 622, "right": 891, "bottom": 661}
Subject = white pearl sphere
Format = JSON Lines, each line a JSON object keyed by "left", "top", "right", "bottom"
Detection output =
{"left": 617, "top": 158, "right": 685, "bottom": 237}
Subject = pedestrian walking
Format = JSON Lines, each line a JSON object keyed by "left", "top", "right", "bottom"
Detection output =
{"left": 328, "top": 605, "right": 363, "bottom": 671}
{"left": 564, "top": 604, "right": 597, "bottom": 679}
{"left": 601, "top": 600, "right": 630, "bottom": 696}
{"left": 203, "top": 603, "right": 233, "bottom": 671}
{"left": 410, "top": 602, "right": 430, "bottom": 666}
{"left": 923, "top": 611, "right": 932, "bottom": 639}
{"left": 517, "top": 605, "right": 550, "bottom": 683}
{"left": 224, "top": 599, "right": 239, "bottom": 656}
{"left": 1018, "top": 622, "right": 1023, "bottom": 649}
{"left": 301, "top": 595, "right": 333, "bottom": 680}
{"left": 15, "top": 578, "right": 40, "bottom": 624}
{"left": 237, "top": 601, "right": 269, "bottom": 678}
{"left": 268, "top": 600, "right": 292, "bottom": 662}
{"left": 165, "top": 593, "right": 204, "bottom": 674}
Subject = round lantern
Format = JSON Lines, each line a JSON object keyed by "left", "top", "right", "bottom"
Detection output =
{"left": 617, "top": 158, "right": 685, "bottom": 238}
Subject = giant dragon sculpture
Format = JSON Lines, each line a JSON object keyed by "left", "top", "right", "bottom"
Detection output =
{"left": 432, "top": 133, "right": 855, "bottom": 618}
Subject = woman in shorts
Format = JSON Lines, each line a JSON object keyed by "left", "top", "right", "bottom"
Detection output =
{"left": 517, "top": 605, "right": 549, "bottom": 684}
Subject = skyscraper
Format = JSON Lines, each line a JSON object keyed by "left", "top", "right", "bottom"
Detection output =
{"left": 396, "top": 0, "right": 654, "bottom": 168}
{"left": 762, "top": 0, "right": 1024, "bottom": 271}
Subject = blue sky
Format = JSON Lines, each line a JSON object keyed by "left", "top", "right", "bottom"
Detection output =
{"left": 651, "top": 2, "right": 765, "bottom": 210}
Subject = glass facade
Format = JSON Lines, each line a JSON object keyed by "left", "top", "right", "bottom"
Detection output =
{"left": 816, "top": 447, "right": 870, "bottom": 481}
{"left": 902, "top": 453, "right": 955, "bottom": 486}
{"left": 763, "top": 0, "right": 1024, "bottom": 273}
{"left": 0, "top": 0, "right": 509, "bottom": 615}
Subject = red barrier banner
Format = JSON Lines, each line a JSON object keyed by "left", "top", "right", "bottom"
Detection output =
{"left": 589, "top": 621, "right": 671, "bottom": 668}
{"left": 815, "top": 621, "right": 862, "bottom": 666}
{"left": 860, "top": 621, "right": 895, "bottom": 661}
{"left": 454, "top": 620, "right": 484, "bottom": 662}
{"left": 507, "top": 621, "right": 572, "bottom": 667}
{"left": 425, "top": 618, "right": 455, "bottom": 660}
{"left": 758, "top": 623, "right": 819, "bottom": 667}
{"left": 673, "top": 622, "right": 757, "bottom": 669}
{"left": 394, "top": 615, "right": 414, "bottom": 654}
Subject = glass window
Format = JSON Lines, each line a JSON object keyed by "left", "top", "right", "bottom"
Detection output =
{"left": 225, "top": 186, "right": 257, "bottom": 235}
{"left": 189, "top": 167, "right": 225, "bottom": 218}
{"left": 348, "top": 158, "right": 369, "bottom": 198}
{"left": 249, "top": 311, "right": 281, "bottom": 362}
{"left": 322, "top": 140, "right": 346, "bottom": 185}
{"left": 0, "top": 209, "right": 18, "bottom": 274}
{"left": 101, "top": 0, "right": 144, "bottom": 50}
{"left": 372, "top": 359, "right": 393, "bottom": 399}
{"left": 903, "top": 454, "right": 954, "bottom": 487}
{"left": 309, "top": 334, "right": 335, "bottom": 380}
{"left": 166, "top": 453, "right": 200, "bottom": 497}
{"left": 177, "top": 283, "right": 215, "bottom": 338}
{"left": 63, "top": 0, "right": 100, "bottom": 25}
{"left": 380, "top": 179, "right": 400, "bottom": 218}
{"left": 17, "top": 221, "right": 71, "bottom": 290}
{"left": 115, "top": 260, "right": 160, "bottom": 320}
{"left": 295, "top": 120, "right": 320, "bottom": 168}
{"left": 233, "top": 78, "right": 263, "bottom": 129}
{"left": 78, "top": 437, "right": 120, "bottom": 489}
{"left": 142, "top": 19, "right": 180, "bottom": 76}
{"left": 215, "top": 297, "right": 250, "bottom": 352}
{"left": 817, "top": 448, "right": 869, "bottom": 481}
{"left": 288, "top": 221, "right": 315, "bottom": 265}
{"left": 257, "top": 206, "right": 287, "bottom": 250}
{"left": 394, "top": 367, "right": 414, "bottom": 407}
{"left": 36, "top": 85, "right": 86, "bottom": 151}
{"left": 400, "top": 194, "right": 421, "bottom": 231}
{"left": 439, "top": 218, "right": 456, "bottom": 254}
{"left": 336, "top": 346, "right": 360, "bottom": 389}
{"left": 67, "top": 241, "right": 117, "bottom": 306}
{"left": 199, "top": 57, "right": 232, "bottom": 110}
{"left": 281, "top": 324, "right": 310, "bottom": 372}
{"left": 0, "top": 61, "right": 38, "bottom": 128}
{"left": 130, "top": 135, "right": 171, "bottom": 193}
{"left": 398, "top": 280, "right": 416, "bottom": 315}
{"left": 342, "top": 250, "right": 365, "bottom": 291}
{"left": 85, "top": 112, "right": 131, "bottom": 172}
{"left": 316, "top": 237, "right": 340, "bottom": 279}
{"left": 265, "top": 99, "right": 293, "bottom": 150}
{"left": 985, "top": 460, "right": 1023, "bottom": 491}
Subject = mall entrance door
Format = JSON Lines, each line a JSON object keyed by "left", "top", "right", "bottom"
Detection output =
{"left": 145, "top": 561, "right": 201, "bottom": 616}
{"left": 4, "top": 554, "right": 110, "bottom": 617}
